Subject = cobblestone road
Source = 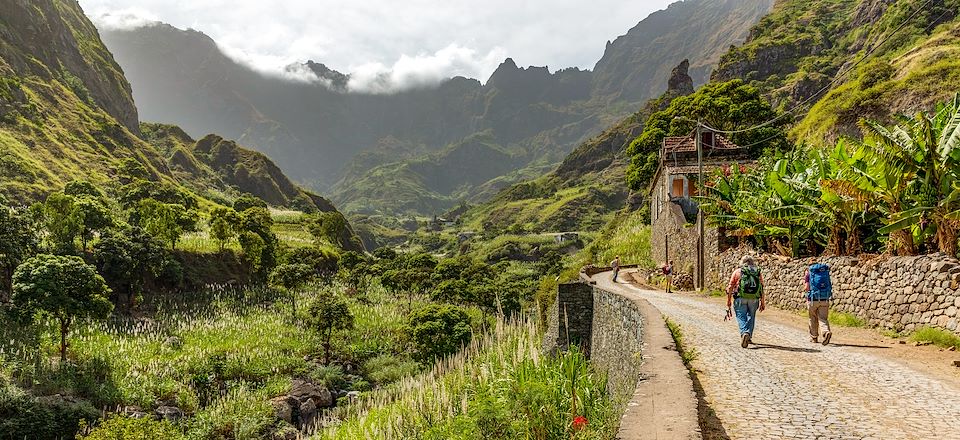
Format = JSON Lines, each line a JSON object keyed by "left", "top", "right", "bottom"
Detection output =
{"left": 595, "top": 276, "right": 960, "bottom": 440}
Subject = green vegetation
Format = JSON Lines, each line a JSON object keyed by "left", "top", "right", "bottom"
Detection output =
{"left": 829, "top": 311, "right": 867, "bottom": 328}
{"left": 318, "top": 319, "right": 616, "bottom": 440}
{"left": 79, "top": 416, "right": 185, "bottom": 440}
{"left": 665, "top": 318, "right": 698, "bottom": 366}
{"left": 698, "top": 95, "right": 960, "bottom": 257}
{"left": 626, "top": 79, "right": 788, "bottom": 191}
{"left": 909, "top": 326, "right": 960, "bottom": 350}
{"left": 11, "top": 254, "right": 113, "bottom": 362}
{"left": 714, "top": 0, "right": 960, "bottom": 144}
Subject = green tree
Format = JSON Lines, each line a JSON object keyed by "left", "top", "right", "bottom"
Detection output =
{"left": 0, "top": 203, "right": 39, "bottom": 296}
{"left": 281, "top": 247, "right": 339, "bottom": 279}
{"left": 41, "top": 193, "right": 82, "bottom": 254}
{"left": 238, "top": 231, "right": 266, "bottom": 273}
{"left": 232, "top": 193, "right": 268, "bottom": 213}
{"left": 93, "top": 229, "right": 165, "bottom": 312}
{"left": 405, "top": 304, "right": 473, "bottom": 363}
{"left": 309, "top": 211, "right": 349, "bottom": 248}
{"left": 270, "top": 263, "right": 316, "bottom": 318}
{"left": 209, "top": 206, "right": 240, "bottom": 252}
{"left": 626, "top": 79, "right": 788, "bottom": 190}
{"left": 12, "top": 254, "right": 112, "bottom": 362}
{"left": 861, "top": 95, "right": 960, "bottom": 256}
{"left": 138, "top": 199, "right": 198, "bottom": 250}
{"left": 63, "top": 180, "right": 105, "bottom": 199}
{"left": 74, "top": 196, "right": 113, "bottom": 251}
{"left": 303, "top": 292, "right": 354, "bottom": 365}
{"left": 237, "top": 207, "right": 278, "bottom": 276}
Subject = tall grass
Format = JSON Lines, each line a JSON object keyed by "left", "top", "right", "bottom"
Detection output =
{"left": 316, "top": 318, "right": 616, "bottom": 440}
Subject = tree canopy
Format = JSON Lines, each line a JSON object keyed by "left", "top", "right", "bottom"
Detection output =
{"left": 626, "top": 79, "right": 789, "bottom": 190}
{"left": 12, "top": 254, "right": 112, "bottom": 361}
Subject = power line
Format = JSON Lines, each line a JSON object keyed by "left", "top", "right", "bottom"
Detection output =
{"left": 698, "top": 0, "right": 938, "bottom": 136}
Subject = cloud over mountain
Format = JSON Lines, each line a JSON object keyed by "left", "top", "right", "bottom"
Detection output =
{"left": 80, "top": 0, "right": 673, "bottom": 92}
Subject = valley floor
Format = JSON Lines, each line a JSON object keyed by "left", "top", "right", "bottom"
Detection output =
{"left": 592, "top": 272, "right": 960, "bottom": 440}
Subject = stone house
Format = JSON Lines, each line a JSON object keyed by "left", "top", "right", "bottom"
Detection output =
{"left": 647, "top": 128, "right": 751, "bottom": 289}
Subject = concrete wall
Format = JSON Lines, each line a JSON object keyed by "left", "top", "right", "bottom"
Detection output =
{"left": 710, "top": 246, "right": 960, "bottom": 335}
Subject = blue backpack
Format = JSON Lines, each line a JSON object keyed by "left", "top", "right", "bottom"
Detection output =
{"left": 808, "top": 263, "right": 832, "bottom": 301}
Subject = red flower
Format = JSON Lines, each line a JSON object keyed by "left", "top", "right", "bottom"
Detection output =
{"left": 572, "top": 415, "right": 588, "bottom": 431}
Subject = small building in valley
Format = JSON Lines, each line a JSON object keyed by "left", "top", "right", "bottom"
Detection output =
{"left": 647, "top": 128, "right": 751, "bottom": 289}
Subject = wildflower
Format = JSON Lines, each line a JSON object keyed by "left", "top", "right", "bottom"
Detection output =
{"left": 572, "top": 415, "right": 588, "bottom": 431}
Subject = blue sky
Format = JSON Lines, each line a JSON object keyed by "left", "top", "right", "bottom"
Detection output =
{"left": 79, "top": 0, "right": 675, "bottom": 92}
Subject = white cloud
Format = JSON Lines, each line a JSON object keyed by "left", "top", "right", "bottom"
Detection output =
{"left": 348, "top": 44, "right": 508, "bottom": 93}
{"left": 79, "top": 0, "right": 675, "bottom": 92}
{"left": 90, "top": 7, "right": 160, "bottom": 30}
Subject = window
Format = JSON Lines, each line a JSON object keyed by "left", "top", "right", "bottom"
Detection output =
{"left": 671, "top": 177, "right": 684, "bottom": 197}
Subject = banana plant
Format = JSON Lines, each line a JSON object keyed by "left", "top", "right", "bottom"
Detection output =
{"left": 865, "top": 94, "right": 960, "bottom": 256}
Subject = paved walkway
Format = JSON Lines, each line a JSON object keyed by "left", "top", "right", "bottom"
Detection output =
{"left": 592, "top": 274, "right": 960, "bottom": 440}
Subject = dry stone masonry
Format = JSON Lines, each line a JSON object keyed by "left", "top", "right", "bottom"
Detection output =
{"left": 710, "top": 246, "right": 960, "bottom": 336}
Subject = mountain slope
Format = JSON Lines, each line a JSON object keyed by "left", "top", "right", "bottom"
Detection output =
{"left": 97, "top": 1, "right": 773, "bottom": 215}
{"left": 592, "top": 0, "right": 775, "bottom": 103}
{"left": 462, "top": 61, "right": 696, "bottom": 233}
{"left": 712, "top": 0, "right": 960, "bottom": 143}
{"left": 0, "top": 0, "right": 348, "bottom": 222}
{"left": 141, "top": 123, "right": 337, "bottom": 212}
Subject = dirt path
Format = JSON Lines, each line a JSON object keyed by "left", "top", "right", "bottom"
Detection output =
{"left": 591, "top": 272, "right": 960, "bottom": 440}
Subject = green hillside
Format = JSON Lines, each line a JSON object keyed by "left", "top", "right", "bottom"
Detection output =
{"left": 462, "top": 60, "right": 697, "bottom": 234}
{"left": 331, "top": 132, "right": 522, "bottom": 216}
{"left": 712, "top": 0, "right": 960, "bottom": 143}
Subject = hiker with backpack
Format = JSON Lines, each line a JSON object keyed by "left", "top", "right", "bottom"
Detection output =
{"left": 805, "top": 262, "right": 833, "bottom": 345}
{"left": 726, "top": 255, "right": 766, "bottom": 348}
{"left": 610, "top": 256, "right": 621, "bottom": 282}
{"left": 663, "top": 260, "right": 674, "bottom": 293}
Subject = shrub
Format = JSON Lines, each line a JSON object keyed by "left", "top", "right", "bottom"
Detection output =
{"left": 405, "top": 304, "right": 473, "bottom": 363}
{"left": 79, "top": 415, "right": 185, "bottom": 440}
{"left": 0, "top": 384, "right": 99, "bottom": 439}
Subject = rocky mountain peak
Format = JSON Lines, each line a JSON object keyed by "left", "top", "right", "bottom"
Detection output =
{"left": 668, "top": 59, "right": 694, "bottom": 95}
{"left": 303, "top": 61, "right": 350, "bottom": 91}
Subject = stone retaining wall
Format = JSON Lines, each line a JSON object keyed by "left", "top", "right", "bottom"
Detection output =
{"left": 710, "top": 246, "right": 960, "bottom": 335}
{"left": 544, "top": 279, "right": 644, "bottom": 404}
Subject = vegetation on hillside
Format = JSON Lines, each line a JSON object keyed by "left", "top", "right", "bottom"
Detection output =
{"left": 713, "top": 0, "right": 960, "bottom": 143}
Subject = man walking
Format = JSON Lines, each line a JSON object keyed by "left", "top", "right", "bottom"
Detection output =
{"left": 726, "top": 255, "right": 765, "bottom": 348}
{"left": 805, "top": 262, "right": 833, "bottom": 345}
{"left": 610, "top": 256, "right": 621, "bottom": 282}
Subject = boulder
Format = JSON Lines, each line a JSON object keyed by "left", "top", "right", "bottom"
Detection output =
{"left": 155, "top": 405, "right": 184, "bottom": 422}
{"left": 270, "top": 396, "right": 297, "bottom": 424}
{"left": 299, "top": 399, "right": 318, "bottom": 429}
{"left": 290, "top": 379, "right": 334, "bottom": 408}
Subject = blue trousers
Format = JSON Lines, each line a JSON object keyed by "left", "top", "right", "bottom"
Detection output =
{"left": 734, "top": 297, "right": 760, "bottom": 336}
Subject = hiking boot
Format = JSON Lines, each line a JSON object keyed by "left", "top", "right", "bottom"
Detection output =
{"left": 822, "top": 331, "right": 832, "bottom": 346}
{"left": 741, "top": 333, "right": 750, "bottom": 348}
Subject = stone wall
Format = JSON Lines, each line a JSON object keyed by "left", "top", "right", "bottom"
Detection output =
{"left": 650, "top": 203, "right": 719, "bottom": 286}
{"left": 710, "top": 246, "right": 960, "bottom": 335}
{"left": 589, "top": 286, "right": 645, "bottom": 401}
{"left": 544, "top": 280, "right": 644, "bottom": 403}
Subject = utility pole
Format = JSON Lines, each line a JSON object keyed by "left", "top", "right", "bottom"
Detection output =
{"left": 696, "top": 122, "right": 705, "bottom": 291}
